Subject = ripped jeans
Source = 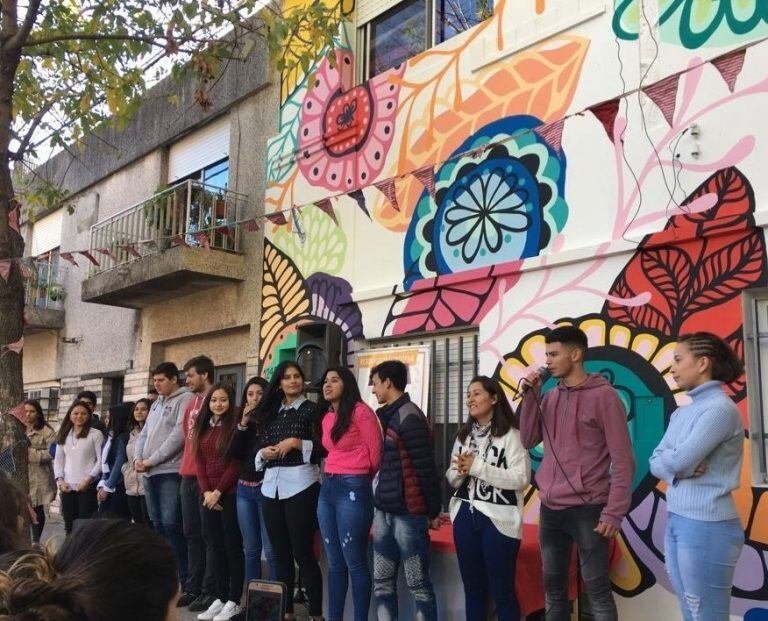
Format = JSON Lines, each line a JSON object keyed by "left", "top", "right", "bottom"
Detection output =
{"left": 665, "top": 513, "right": 744, "bottom": 621}
{"left": 373, "top": 509, "right": 437, "bottom": 621}
{"left": 317, "top": 474, "right": 374, "bottom": 621}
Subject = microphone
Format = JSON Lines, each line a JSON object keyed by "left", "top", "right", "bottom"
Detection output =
{"left": 521, "top": 367, "right": 551, "bottom": 394}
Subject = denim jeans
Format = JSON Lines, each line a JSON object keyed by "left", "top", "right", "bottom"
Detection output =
{"left": 236, "top": 481, "right": 277, "bottom": 582}
{"left": 317, "top": 474, "right": 375, "bottom": 621}
{"left": 144, "top": 472, "right": 188, "bottom": 585}
{"left": 453, "top": 502, "right": 520, "bottom": 621}
{"left": 373, "top": 509, "right": 437, "bottom": 621}
{"left": 539, "top": 504, "right": 617, "bottom": 621}
{"left": 665, "top": 513, "right": 744, "bottom": 621}
{"left": 180, "top": 476, "right": 216, "bottom": 595}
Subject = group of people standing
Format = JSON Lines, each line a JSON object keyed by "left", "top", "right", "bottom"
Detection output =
{"left": 21, "top": 325, "right": 747, "bottom": 621}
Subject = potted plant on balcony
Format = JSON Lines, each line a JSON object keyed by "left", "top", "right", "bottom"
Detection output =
{"left": 47, "top": 283, "right": 66, "bottom": 302}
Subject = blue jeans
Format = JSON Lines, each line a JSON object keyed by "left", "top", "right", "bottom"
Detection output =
{"left": 539, "top": 504, "right": 617, "bottom": 621}
{"left": 373, "top": 509, "right": 437, "bottom": 621}
{"left": 317, "top": 474, "right": 374, "bottom": 621}
{"left": 236, "top": 481, "right": 277, "bottom": 582}
{"left": 144, "top": 472, "right": 188, "bottom": 585}
{"left": 665, "top": 513, "right": 744, "bottom": 621}
{"left": 453, "top": 502, "right": 520, "bottom": 621}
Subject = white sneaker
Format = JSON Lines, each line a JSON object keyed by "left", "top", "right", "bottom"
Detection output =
{"left": 212, "top": 600, "right": 243, "bottom": 621}
{"left": 197, "top": 599, "right": 224, "bottom": 620}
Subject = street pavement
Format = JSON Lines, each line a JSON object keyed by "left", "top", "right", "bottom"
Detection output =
{"left": 39, "top": 513, "right": 310, "bottom": 621}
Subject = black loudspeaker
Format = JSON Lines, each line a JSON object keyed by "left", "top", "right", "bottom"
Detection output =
{"left": 296, "top": 322, "right": 345, "bottom": 387}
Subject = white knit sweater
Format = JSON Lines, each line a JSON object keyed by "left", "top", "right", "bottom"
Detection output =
{"left": 446, "top": 427, "right": 530, "bottom": 539}
{"left": 54, "top": 428, "right": 104, "bottom": 488}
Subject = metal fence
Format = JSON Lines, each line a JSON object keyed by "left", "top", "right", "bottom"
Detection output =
{"left": 24, "top": 259, "right": 66, "bottom": 310}
{"left": 89, "top": 179, "right": 248, "bottom": 273}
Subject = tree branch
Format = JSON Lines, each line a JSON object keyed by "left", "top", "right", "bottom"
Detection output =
{"left": 11, "top": 98, "right": 52, "bottom": 159}
{"left": 23, "top": 32, "right": 173, "bottom": 48}
{"left": 4, "top": 0, "right": 42, "bottom": 52}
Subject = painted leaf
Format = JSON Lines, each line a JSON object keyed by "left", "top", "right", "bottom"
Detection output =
{"left": 272, "top": 204, "right": 347, "bottom": 276}
{"left": 260, "top": 240, "right": 311, "bottom": 360}
{"left": 606, "top": 279, "right": 672, "bottom": 334}
{"left": 640, "top": 247, "right": 693, "bottom": 320}
{"left": 683, "top": 231, "right": 765, "bottom": 314}
{"left": 306, "top": 273, "right": 364, "bottom": 342}
{"left": 384, "top": 275, "right": 498, "bottom": 335}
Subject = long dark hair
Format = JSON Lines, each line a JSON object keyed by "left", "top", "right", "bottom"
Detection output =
{"left": 106, "top": 403, "right": 132, "bottom": 463}
{"left": 192, "top": 382, "right": 238, "bottom": 457}
{"left": 56, "top": 401, "right": 93, "bottom": 445}
{"left": 678, "top": 332, "right": 744, "bottom": 384}
{"left": 241, "top": 376, "right": 269, "bottom": 411}
{"left": 457, "top": 376, "right": 518, "bottom": 444}
{"left": 317, "top": 366, "right": 363, "bottom": 443}
{"left": 129, "top": 398, "right": 152, "bottom": 432}
{"left": 22, "top": 399, "right": 51, "bottom": 431}
{"left": 254, "top": 361, "right": 306, "bottom": 427}
{"left": 0, "top": 520, "right": 178, "bottom": 621}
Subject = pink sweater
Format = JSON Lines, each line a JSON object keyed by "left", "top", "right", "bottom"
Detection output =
{"left": 322, "top": 401, "right": 382, "bottom": 476}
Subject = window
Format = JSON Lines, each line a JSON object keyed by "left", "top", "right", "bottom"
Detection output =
{"left": 363, "top": 330, "right": 478, "bottom": 510}
{"left": 358, "top": 0, "right": 494, "bottom": 79}
{"left": 24, "top": 387, "right": 60, "bottom": 423}
{"left": 744, "top": 292, "right": 768, "bottom": 486}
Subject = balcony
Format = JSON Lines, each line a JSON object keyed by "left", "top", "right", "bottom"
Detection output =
{"left": 81, "top": 180, "right": 249, "bottom": 309}
{"left": 24, "top": 261, "right": 66, "bottom": 333}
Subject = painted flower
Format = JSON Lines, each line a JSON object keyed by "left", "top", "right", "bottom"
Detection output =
{"left": 297, "top": 50, "right": 404, "bottom": 192}
{"left": 403, "top": 115, "right": 568, "bottom": 289}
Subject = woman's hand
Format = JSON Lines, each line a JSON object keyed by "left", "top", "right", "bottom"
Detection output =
{"left": 240, "top": 403, "right": 257, "bottom": 428}
{"left": 692, "top": 460, "right": 708, "bottom": 477}
{"left": 275, "top": 438, "right": 301, "bottom": 458}
{"left": 77, "top": 477, "right": 93, "bottom": 492}
{"left": 203, "top": 489, "right": 222, "bottom": 510}
{"left": 57, "top": 479, "right": 71, "bottom": 493}
{"left": 261, "top": 445, "right": 280, "bottom": 461}
{"left": 454, "top": 453, "right": 475, "bottom": 476}
{"left": 97, "top": 488, "right": 109, "bottom": 502}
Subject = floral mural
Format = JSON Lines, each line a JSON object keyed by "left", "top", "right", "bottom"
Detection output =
{"left": 261, "top": 0, "right": 768, "bottom": 616}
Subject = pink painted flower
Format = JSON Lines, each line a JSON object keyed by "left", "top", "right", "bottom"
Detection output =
{"left": 298, "top": 50, "right": 404, "bottom": 192}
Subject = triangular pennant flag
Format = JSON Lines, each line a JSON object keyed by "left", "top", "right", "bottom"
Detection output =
{"left": 291, "top": 206, "right": 306, "bottom": 244}
{"left": 643, "top": 74, "right": 680, "bottom": 126}
{"left": 193, "top": 231, "right": 211, "bottom": 251}
{"left": 78, "top": 250, "right": 100, "bottom": 266}
{"left": 6, "top": 337, "right": 23, "bottom": 354}
{"left": 265, "top": 211, "right": 288, "bottom": 226}
{"left": 60, "top": 252, "right": 79, "bottom": 266}
{"left": 170, "top": 234, "right": 189, "bottom": 248}
{"left": 0, "top": 260, "right": 10, "bottom": 283}
{"left": 8, "top": 201, "right": 20, "bottom": 232}
{"left": 240, "top": 218, "right": 259, "bottom": 232}
{"left": 120, "top": 244, "right": 143, "bottom": 259}
{"left": 18, "top": 261, "right": 35, "bottom": 280}
{"left": 712, "top": 48, "right": 746, "bottom": 93}
{"left": 96, "top": 247, "right": 119, "bottom": 262}
{"left": 315, "top": 199, "right": 337, "bottom": 224}
{"left": 215, "top": 225, "right": 235, "bottom": 241}
{"left": 535, "top": 118, "right": 565, "bottom": 153}
{"left": 589, "top": 99, "right": 621, "bottom": 142}
{"left": 8, "top": 403, "right": 25, "bottom": 424}
{"left": 412, "top": 166, "right": 436, "bottom": 200}
{"left": 348, "top": 189, "right": 371, "bottom": 219}
{"left": 374, "top": 178, "right": 400, "bottom": 212}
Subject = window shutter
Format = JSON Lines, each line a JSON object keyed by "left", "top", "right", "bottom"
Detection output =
{"left": 356, "top": 0, "right": 406, "bottom": 25}
{"left": 168, "top": 114, "right": 230, "bottom": 182}
{"left": 30, "top": 209, "right": 63, "bottom": 257}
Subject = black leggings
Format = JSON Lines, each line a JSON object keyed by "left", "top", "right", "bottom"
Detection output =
{"left": 201, "top": 493, "right": 245, "bottom": 604}
{"left": 262, "top": 483, "right": 322, "bottom": 616}
{"left": 126, "top": 494, "right": 152, "bottom": 527}
{"left": 59, "top": 486, "right": 97, "bottom": 534}
{"left": 31, "top": 505, "right": 46, "bottom": 542}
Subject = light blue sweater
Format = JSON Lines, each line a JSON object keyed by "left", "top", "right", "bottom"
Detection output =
{"left": 649, "top": 380, "right": 743, "bottom": 522}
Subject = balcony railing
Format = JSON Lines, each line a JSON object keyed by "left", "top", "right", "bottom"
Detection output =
{"left": 24, "top": 261, "right": 66, "bottom": 311}
{"left": 89, "top": 180, "right": 247, "bottom": 274}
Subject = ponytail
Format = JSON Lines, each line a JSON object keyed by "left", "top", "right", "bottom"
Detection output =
{"left": 678, "top": 332, "right": 744, "bottom": 384}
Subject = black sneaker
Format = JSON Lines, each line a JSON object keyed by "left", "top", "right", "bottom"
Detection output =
{"left": 177, "top": 591, "right": 199, "bottom": 608}
{"left": 188, "top": 593, "right": 216, "bottom": 613}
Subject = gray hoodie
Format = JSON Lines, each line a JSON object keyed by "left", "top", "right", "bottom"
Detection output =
{"left": 135, "top": 386, "right": 194, "bottom": 477}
